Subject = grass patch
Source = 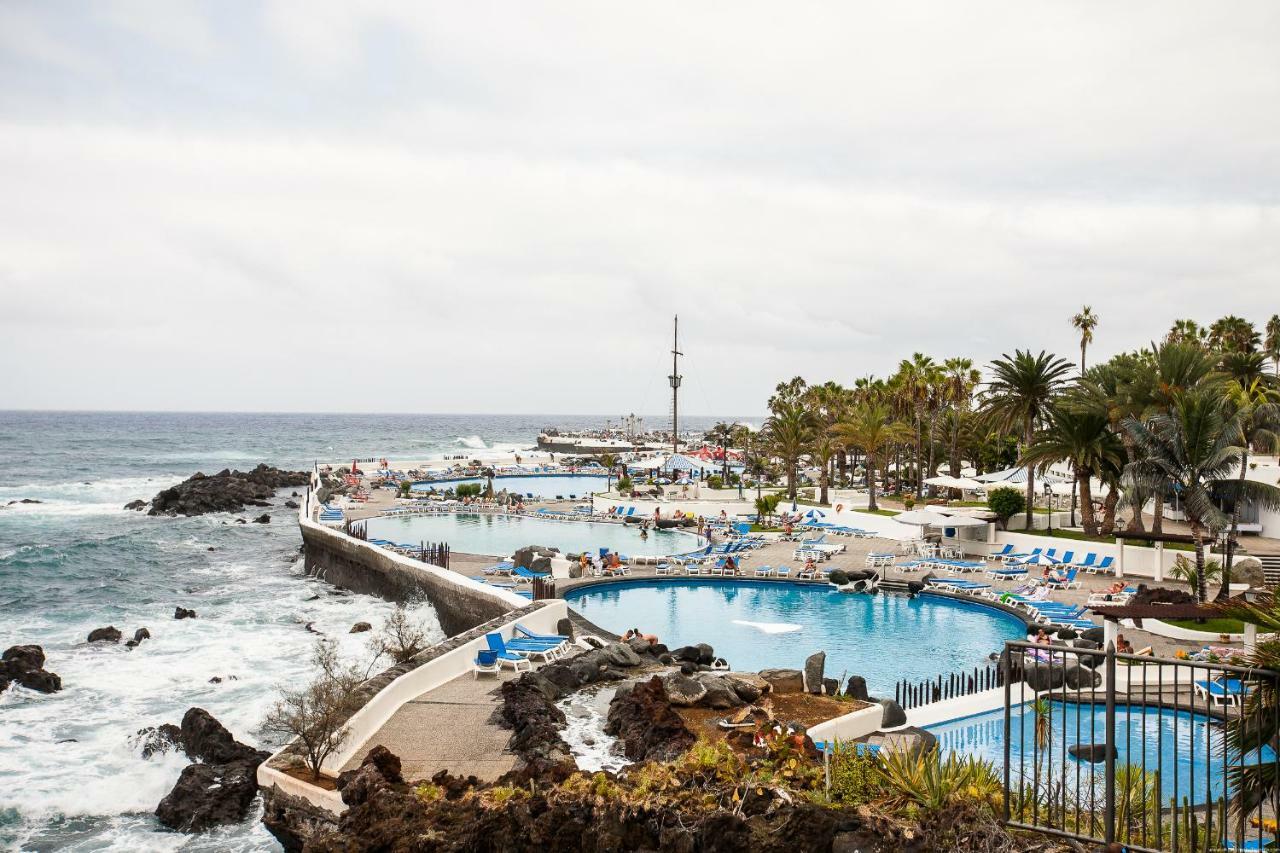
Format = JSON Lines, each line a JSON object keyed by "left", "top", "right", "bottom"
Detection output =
{"left": 1164, "top": 617, "right": 1245, "bottom": 634}
{"left": 855, "top": 508, "right": 900, "bottom": 517}
{"left": 749, "top": 523, "right": 783, "bottom": 532}
{"left": 1036, "top": 529, "right": 1194, "bottom": 551}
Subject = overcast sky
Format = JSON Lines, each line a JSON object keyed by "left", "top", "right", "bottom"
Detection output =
{"left": 1, "top": 2, "right": 1277, "bottom": 415}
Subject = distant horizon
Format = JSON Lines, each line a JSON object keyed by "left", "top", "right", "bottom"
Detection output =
{"left": 0, "top": 408, "right": 768, "bottom": 420}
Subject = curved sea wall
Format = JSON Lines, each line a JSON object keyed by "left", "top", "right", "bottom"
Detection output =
{"left": 299, "top": 478, "right": 526, "bottom": 637}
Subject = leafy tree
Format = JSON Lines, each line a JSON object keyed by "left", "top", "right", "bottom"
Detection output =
{"left": 986, "top": 486, "right": 1026, "bottom": 530}
{"left": 1124, "top": 391, "right": 1243, "bottom": 602}
{"left": 1209, "top": 315, "right": 1260, "bottom": 354}
{"left": 1265, "top": 314, "right": 1280, "bottom": 378}
{"left": 980, "top": 350, "right": 1074, "bottom": 529}
{"left": 261, "top": 641, "right": 365, "bottom": 781}
{"left": 1021, "top": 405, "right": 1124, "bottom": 535}
{"left": 1217, "top": 372, "right": 1280, "bottom": 598}
{"left": 1071, "top": 305, "right": 1099, "bottom": 373}
{"left": 370, "top": 605, "right": 434, "bottom": 665}
{"left": 942, "top": 358, "right": 981, "bottom": 481}
{"left": 599, "top": 452, "right": 617, "bottom": 491}
{"left": 763, "top": 397, "right": 816, "bottom": 500}
{"left": 706, "top": 422, "right": 735, "bottom": 484}
{"left": 831, "top": 402, "right": 911, "bottom": 512}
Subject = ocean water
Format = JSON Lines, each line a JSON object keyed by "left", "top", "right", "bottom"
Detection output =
{"left": 0, "top": 411, "right": 737, "bottom": 851}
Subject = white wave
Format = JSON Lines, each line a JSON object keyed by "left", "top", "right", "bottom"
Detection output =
{"left": 556, "top": 687, "right": 630, "bottom": 773}
{"left": 453, "top": 435, "right": 488, "bottom": 449}
{"left": 732, "top": 619, "right": 803, "bottom": 635}
{"left": 0, "top": 498, "right": 136, "bottom": 518}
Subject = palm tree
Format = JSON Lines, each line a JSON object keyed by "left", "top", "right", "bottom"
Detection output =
{"left": 599, "top": 452, "right": 617, "bottom": 492}
{"left": 1209, "top": 315, "right": 1261, "bottom": 354}
{"left": 1021, "top": 405, "right": 1124, "bottom": 536}
{"left": 1165, "top": 318, "right": 1209, "bottom": 348}
{"left": 980, "top": 350, "right": 1075, "bottom": 529}
{"left": 1217, "top": 370, "right": 1280, "bottom": 599}
{"left": 763, "top": 399, "right": 815, "bottom": 501}
{"left": 706, "top": 422, "right": 735, "bottom": 483}
{"left": 1071, "top": 305, "right": 1099, "bottom": 373}
{"left": 1265, "top": 314, "right": 1280, "bottom": 378}
{"left": 1123, "top": 391, "right": 1245, "bottom": 602}
{"left": 894, "top": 353, "right": 938, "bottom": 498}
{"left": 831, "top": 402, "right": 912, "bottom": 512}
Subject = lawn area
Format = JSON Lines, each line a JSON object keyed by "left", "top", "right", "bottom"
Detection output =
{"left": 1164, "top": 617, "right": 1245, "bottom": 634}
{"left": 1036, "top": 528, "right": 1194, "bottom": 551}
{"left": 855, "top": 507, "right": 900, "bottom": 517}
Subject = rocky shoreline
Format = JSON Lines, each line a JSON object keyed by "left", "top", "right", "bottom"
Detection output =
{"left": 131, "top": 464, "right": 309, "bottom": 517}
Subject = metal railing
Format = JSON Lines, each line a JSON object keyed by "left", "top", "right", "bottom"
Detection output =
{"left": 895, "top": 663, "right": 1009, "bottom": 710}
{"left": 999, "top": 639, "right": 1280, "bottom": 852}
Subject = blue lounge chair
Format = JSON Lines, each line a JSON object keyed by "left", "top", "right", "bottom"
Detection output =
{"left": 473, "top": 649, "right": 501, "bottom": 678}
{"left": 988, "top": 544, "right": 1015, "bottom": 561}
{"left": 514, "top": 624, "right": 570, "bottom": 650}
{"left": 1194, "top": 677, "right": 1254, "bottom": 707}
{"left": 491, "top": 631, "right": 560, "bottom": 661}
{"left": 1094, "top": 555, "right": 1115, "bottom": 573}
{"left": 1073, "top": 553, "right": 1098, "bottom": 570}
{"left": 775, "top": 566, "right": 792, "bottom": 578}
{"left": 484, "top": 633, "right": 534, "bottom": 670}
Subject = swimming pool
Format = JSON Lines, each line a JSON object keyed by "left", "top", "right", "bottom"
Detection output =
{"left": 563, "top": 581, "right": 1026, "bottom": 693}
{"left": 364, "top": 512, "right": 702, "bottom": 558}
{"left": 410, "top": 474, "right": 609, "bottom": 499}
{"left": 929, "top": 701, "right": 1272, "bottom": 803}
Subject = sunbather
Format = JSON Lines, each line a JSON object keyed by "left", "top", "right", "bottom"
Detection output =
{"left": 623, "top": 628, "right": 659, "bottom": 645}
{"left": 1116, "top": 635, "right": 1133, "bottom": 654}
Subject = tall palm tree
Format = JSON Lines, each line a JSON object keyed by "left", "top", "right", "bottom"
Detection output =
{"left": 706, "top": 422, "right": 735, "bottom": 483}
{"left": 1265, "top": 314, "right": 1280, "bottom": 378}
{"left": 1123, "top": 391, "right": 1245, "bottom": 602}
{"left": 763, "top": 399, "right": 815, "bottom": 501}
{"left": 599, "top": 452, "right": 617, "bottom": 491}
{"left": 1071, "top": 305, "right": 1099, "bottom": 374}
{"left": 894, "top": 353, "right": 938, "bottom": 498}
{"left": 942, "top": 357, "right": 981, "bottom": 497}
{"left": 1217, "top": 370, "right": 1280, "bottom": 599}
{"left": 1209, "top": 315, "right": 1261, "bottom": 354}
{"left": 831, "top": 402, "right": 912, "bottom": 512}
{"left": 980, "top": 350, "right": 1075, "bottom": 529}
{"left": 804, "top": 382, "right": 847, "bottom": 504}
{"left": 1021, "top": 406, "right": 1124, "bottom": 535}
{"left": 1165, "top": 318, "right": 1209, "bottom": 348}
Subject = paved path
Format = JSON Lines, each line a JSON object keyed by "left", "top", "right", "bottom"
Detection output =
{"left": 340, "top": 671, "right": 521, "bottom": 783}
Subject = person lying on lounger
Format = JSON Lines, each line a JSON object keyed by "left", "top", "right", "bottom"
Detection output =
{"left": 623, "top": 628, "right": 659, "bottom": 645}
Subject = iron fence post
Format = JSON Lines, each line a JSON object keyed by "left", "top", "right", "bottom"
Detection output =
{"left": 1104, "top": 641, "right": 1116, "bottom": 846}
{"left": 1003, "top": 644, "right": 1012, "bottom": 823}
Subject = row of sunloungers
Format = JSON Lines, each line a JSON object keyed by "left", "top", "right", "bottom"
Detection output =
{"left": 779, "top": 522, "right": 877, "bottom": 541}
{"left": 918, "top": 577, "right": 1099, "bottom": 631}
{"left": 989, "top": 545, "right": 1116, "bottom": 574}
{"left": 791, "top": 534, "right": 847, "bottom": 561}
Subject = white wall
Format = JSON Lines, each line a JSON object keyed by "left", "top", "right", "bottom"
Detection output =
{"left": 807, "top": 704, "right": 886, "bottom": 743}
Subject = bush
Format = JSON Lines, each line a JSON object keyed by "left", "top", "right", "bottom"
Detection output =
{"left": 616, "top": 476, "right": 633, "bottom": 494}
{"left": 398, "top": 481, "right": 412, "bottom": 497}
{"left": 728, "top": 472, "right": 741, "bottom": 485}
{"left": 706, "top": 475, "right": 724, "bottom": 489}
{"left": 1170, "top": 554, "right": 1222, "bottom": 592}
{"left": 828, "top": 747, "right": 885, "bottom": 805}
{"left": 903, "top": 496, "right": 916, "bottom": 510}
{"left": 455, "top": 483, "right": 482, "bottom": 499}
{"left": 987, "top": 487, "right": 1025, "bottom": 529}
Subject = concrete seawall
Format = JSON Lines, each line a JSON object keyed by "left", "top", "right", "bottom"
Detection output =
{"left": 300, "top": 476, "right": 527, "bottom": 639}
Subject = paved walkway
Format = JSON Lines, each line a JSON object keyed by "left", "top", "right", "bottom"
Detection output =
{"left": 339, "top": 671, "right": 521, "bottom": 783}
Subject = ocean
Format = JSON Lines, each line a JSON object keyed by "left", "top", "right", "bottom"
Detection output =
{"left": 0, "top": 411, "right": 742, "bottom": 851}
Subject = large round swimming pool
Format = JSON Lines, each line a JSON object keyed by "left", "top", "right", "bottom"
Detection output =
{"left": 410, "top": 474, "right": 609, "bottom": 499}
{"left": 564, "top": 580, "right": 1026, "bottom": 693}
{"left": 364, "top": 512, "right": 702, "bottom": 558}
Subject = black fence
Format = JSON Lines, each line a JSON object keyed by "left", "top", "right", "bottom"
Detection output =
{"left": 895, "top": 663, "right": 1009, "bottom": 710}
{"left": 346, "top": 520, "right": 450, "bottom": 568}
{"left": 996, "top": 639, "right": 1280, "bottom": 852}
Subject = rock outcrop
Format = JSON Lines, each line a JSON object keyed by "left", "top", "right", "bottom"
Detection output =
{"left": 87, "top": 626, "right": 122, "bottom": 643}
{"left": 174, "top": 607, "right": 198, "bottom": 620}
{"left": 605, "top": 675, "right": 696, "bottom": 761}
{"left": 146, "top": 464, "right": 309, "bottom": 517}
{"left": 1, "top": 645, "right": 62, "bottom": 694}
{"left": 153, "top": 708, "right": 270, "bottom": 833}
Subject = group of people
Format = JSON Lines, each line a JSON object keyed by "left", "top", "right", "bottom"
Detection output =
{"left": 578, "top": 551, "right": 626, "bottom": 576}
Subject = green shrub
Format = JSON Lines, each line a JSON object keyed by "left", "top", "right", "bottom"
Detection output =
{"left": 616, "top": 476, "right": 633, "bottom": 493}
{"left": 828, "top": 748, "right": 885, "bottom": 805}
{"left": 875, "top": 748, "right": 1001, "bottom": 811}
{"left": 455, "top": 483, "right": 482, "bottom": 499}
{"left": 987, "top": 487, "right": 1025, "bottom": 529}
{"left": 1170, "top": 554, "right": 1222, "bottom": 591}
{"left": 398, "top": 481, "right": 412, "bottom": 497}
{"left": 706, "top": 475, "right": 724, "bottom": 490}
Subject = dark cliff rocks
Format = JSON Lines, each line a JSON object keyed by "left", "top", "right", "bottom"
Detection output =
{"left": 152, "top": 707, "right": 270, "bottom": 833}
{"left": 1, "top": 645, "right": 62, "bottom": 694}
{"left": 145, "top": 464, "right": 309, "bottom": 517}
{"left": 604, "top": 675, "right": 695, "bottom": 761}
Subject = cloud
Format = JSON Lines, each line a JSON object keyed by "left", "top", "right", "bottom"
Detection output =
{"left": 0, "top": 3, "right": 1277, "bottom": 413}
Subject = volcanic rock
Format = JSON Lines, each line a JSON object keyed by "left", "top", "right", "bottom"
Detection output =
{"left": 845, "top": 675, "right": 869, "bottom": 702}
{"left": 660, "top": 672, "right": 708, "bottom": 706}
{"left": 605, "top": 675, "right": 696, "bottom": 761}
{"left": 7, "top": 498, "right": 42, "bottom": 504}
{"left": 1, "top": 645, "right": 61, "bottom": 694}
{"left": 721, "top": 671, "right": 770, "bottom": 703}
{"left": 672, "top": 645, "right": 701, "bottom": 663}
{"left": 878, "top": 698, "right": 908, "bottom": 729}
{"left": 1064, "top": 663, "right": 1101, "bottom": 690}
{"left": 147, "top": 464, "right": 309, "bottom": 517}
{"left": 695, "top": 643, "right": 715, "bottom": 665}
{"left": 603, "top": 642, "right": 642, "bottom": 668}
{"left": 253, "top": 514, "right": 271, "bottom": 524}
{"left": 512, "top": 545, "right": 559, "bottom": 570}
{"left": 1023, "top": 661, "right": 1066, "bottom": 692}
{"left": 349, "top": 622, "right": 372, "bottom": 634}
{"left": 759, "top": 668, "right": 804, "bottom": 694}
{"left": 88, "top": 626, "right": 122, "bottom": 643}
{"left": 804, "top": 651, "right": 826, "bottom": 694}
{"left": 124, "top": 499, "right": 147, "bottom": 511}
{"left": 284, "top": 500, "right": 300, "bottom": 509}
{"left": 152, "top": 708, "right": 269, "bottom": 833}
{"left": 175, "top": 607, "right": 197, "bottom": 620}
{"left": 696, "top": 675, "right": 745, "bottom": 709}
{"left": 1068, "top": 742, "right": 1118, "bottom": 763}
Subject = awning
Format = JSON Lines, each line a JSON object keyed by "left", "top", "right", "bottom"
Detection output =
{"left": 893, "top": 509, "right": 953, "bottom": 526}
{"left": 924, "top": 475, "right": 985, "bottom": 490}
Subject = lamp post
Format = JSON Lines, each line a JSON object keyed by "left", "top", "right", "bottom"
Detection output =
{"left": 1044, "top": 482, "right": 1053, "bottom": 534}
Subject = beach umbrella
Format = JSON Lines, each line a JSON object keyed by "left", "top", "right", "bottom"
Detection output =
{"left": 933, "top": 513, "right": 988, "bottom": 528}
{"left": 892, "top": 509, "right": 952, "bottom": 527}
{"left": 804, "top": 508, "right": 825, "bottom": 520}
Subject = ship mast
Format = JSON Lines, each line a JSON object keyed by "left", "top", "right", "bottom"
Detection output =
{"left": 669, "top": 315, "right": 682, "bottom": 454}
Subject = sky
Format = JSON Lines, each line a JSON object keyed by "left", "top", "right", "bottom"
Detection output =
{"left": 1, "top": 2, "right": 1278, "bottom": 416}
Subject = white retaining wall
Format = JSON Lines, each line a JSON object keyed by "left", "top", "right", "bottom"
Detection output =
{"left": 807, "top": 704, "right": 886, "bottom": 744}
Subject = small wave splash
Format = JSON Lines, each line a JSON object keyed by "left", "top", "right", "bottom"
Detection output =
{"left": 731, "top": 620, "right": 804, "bottom": 635}
{"left": 556, "top": 687, "right": 630, "bottom": 774}
{"left": 453, "top": 435, "right": 488, "bottom": 449}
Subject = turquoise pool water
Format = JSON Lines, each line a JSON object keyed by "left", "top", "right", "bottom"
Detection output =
{"left": 364, "top": 512, "right": 701, "bottom": 558}
{"left": 563, "top": 581, "right": 1026, "bottom": 693}
{"left": 410, "top": 474, "right": 609, "bottom": 498}
{"left": 929, "top": 702, "right": 1271, "bottom": 803}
